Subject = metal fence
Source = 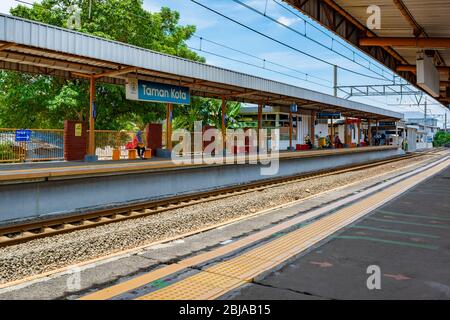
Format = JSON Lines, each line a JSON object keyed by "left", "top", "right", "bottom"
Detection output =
{"left": 0, "top": 128, "right": 64, "bottom": 163}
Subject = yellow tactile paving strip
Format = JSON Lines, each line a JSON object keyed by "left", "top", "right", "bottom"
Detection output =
{"left": 135, "top": 158, "right": 450, "bottom": 300}
{"left": 80, "top": 158, "right": 449, "bottom": 300}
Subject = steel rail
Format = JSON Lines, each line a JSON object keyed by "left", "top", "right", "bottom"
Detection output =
{"left": 0, "top": 149, "right": 442, "bottom": 247}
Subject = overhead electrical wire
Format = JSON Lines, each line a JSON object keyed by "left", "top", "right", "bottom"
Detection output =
{"left": 269, "top": 0, "right": 390, "bottom": 79}
{"left": 189, "top": 0, "right": 389, "bottom": 81}
{"left": 13, "top": 0, "right": 442, "bottom": 112}
{"left": 231, "top": 0, "right": 392, "bottom": 82}
{"left": 191, "top": 35, "right": 333, "bottom": 85}
{"left": 187, "top": 44, "right": 333, "bottom": 90}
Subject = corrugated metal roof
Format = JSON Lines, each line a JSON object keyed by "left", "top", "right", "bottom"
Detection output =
{"left": 0, "top": 13, "right": 403, "bottom": 119}
{"left": 333, "top": 0, "right": 450, "bottom": 101}
{"left": 334, "top": 0, "right": 450, "bottom": 66}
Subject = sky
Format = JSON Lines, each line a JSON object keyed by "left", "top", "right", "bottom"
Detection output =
{"left": 1, "top": 0, "right": 448, "bottom": 127}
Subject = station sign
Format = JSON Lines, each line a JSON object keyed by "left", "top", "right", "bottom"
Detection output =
{"left": 126, "top": 79, "right": 190, "bottom": 105}
{"left": 290, "top": 103, "right": 298, "bottom": 113}
{"left": 15, "top": 129, "right": 31, "bottom": 142}
{"left": 316, "top": 112, "right": 341, "bottom": 119}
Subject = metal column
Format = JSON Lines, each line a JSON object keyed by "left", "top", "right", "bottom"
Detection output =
{"left": 221, "top": 97, "right": 226, "bottom": 152}
{"left": 86, "top": 76, "right": 98, "bottom": 161}
{"left": 166, "top": 103, "right": 173, "bottom": 150}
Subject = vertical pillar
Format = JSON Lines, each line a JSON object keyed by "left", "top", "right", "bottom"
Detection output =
{"left": 445, "top": 112, "right": 447, "bottom": 132}
{"left": 333, "top": 65, "right": 338, "bottom": 97}
{"left": 85, "top": 76, "right": 97, "bottom": 161}
{"left": 357, "top": 120, "right": 361, "bottom": 146}
{"left": 367, "top": 119, "right": 372, "bottom": 146}
{"left": 344, "top": 117, "right": 348, "bottom": 146}
{"left": 221, "top": 97, "right": 226, "bottom": 152}
{"left": 310, "top": 111, "right": 316, "bottom": 147}
{"left": 166, "top": 103, "right": 173, "bottom": 150}
{"left": 289, "top": 109, "right": 293, "bottom": 150}
{"left": 330, "top": 117, "right": 334, "bottom": 147}
{"left": 257, "top": 102, "right": 263, "bottom": 151}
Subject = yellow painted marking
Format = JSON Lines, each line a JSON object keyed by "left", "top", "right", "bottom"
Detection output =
{"left": 0, "top": 146, "right": 396, "bottom": 181}
{"left": 135, "top": 159, "right": 450, "bottom": 300}
{"left": 79, "top": 157, "right": 449, "bottom": 300}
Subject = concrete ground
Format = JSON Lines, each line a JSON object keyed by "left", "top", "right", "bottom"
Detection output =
{"left": 226, "top": 166, "right": 450, "bottom": 300}
{"left": 0, "top": 154, "right": 447, "bottom": 300}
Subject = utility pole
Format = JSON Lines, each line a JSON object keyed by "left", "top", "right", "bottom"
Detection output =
{"left": 423, "top": 99, "right": 428, "bottom": 144}
{"left": 424, "top": 98, "right": 427, "bottom": 126}
{"left": 333, "top": 65, "right": 337, "bottom": 97}
{"left": 445, "top": 112, "right": 447, "bottom": 132}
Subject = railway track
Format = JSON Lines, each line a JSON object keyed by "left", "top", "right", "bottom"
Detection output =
{"left": 0, "top": 149, "right": 443, "bottom": 248}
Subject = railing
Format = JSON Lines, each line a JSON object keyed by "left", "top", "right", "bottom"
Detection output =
{"left": 89, "top": 130, "right": 148, "bottom": 160}
{"left": 0, "top": 128, "right": 64, "bottom": 163}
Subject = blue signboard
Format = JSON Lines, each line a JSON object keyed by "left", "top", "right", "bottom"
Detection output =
{"left": 126, "top": 79, "right": 190, "bottom": 105}
{"left": 15, "top": 129, "right": 31, "bottom": 142}
{"left": 290, "top": 103, "right": 298, "bottom": 113}
{"left": 316, "top": 112, "right": 341, "bottom": 119}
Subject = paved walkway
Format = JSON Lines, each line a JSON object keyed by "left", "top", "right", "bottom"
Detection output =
{"left": 228, "top": 166, "right": 450, "bottom": 300}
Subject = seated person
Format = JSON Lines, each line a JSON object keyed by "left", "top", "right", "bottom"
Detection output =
{"left": 334, "top": 135, "right": 344, "bottom": 148}
{"left": 305, "top": 134, "right": 313, "bottom": 149}
{"left": 325, "top": 135, "right": 333, "bottom": 148}
{"left": 364, "top": 134, "right": 369, "bottom": 145}
{"left": 133, "top": 130, "right": 146, "bottom": 159}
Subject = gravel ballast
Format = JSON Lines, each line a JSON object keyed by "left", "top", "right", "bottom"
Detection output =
{"left": 0, "top": 155, "right": 440, "bottom": 284}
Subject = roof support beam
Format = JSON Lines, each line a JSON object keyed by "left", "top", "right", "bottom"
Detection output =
{"left": 0, "top": 43, "right": 15, "bottom": 52}
{"left": 360, "top": 37, "right": 450, "bottom": 48}
{"left": 397, "top": 65, "right": 450, "bottom": 73}
{"left": 392, "top": 0, "right": 424, "bottom": 37}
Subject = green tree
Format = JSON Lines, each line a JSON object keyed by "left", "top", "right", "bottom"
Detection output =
{"left": 433, "top": 131, "right": 450, "bottom": 147}
{"left": 0, "top": 0, "right": 204, "bottom": 129}
{"left": 173, "top": 98, "right": 243, "bottom": 132}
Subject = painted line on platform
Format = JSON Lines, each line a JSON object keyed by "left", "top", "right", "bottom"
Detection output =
{"left": 80, "top": 157, "right": 450, "bottom": 300}
{"left": 376, "top": 210, "right": 450, "bottom": 222}
{"left": 132, "top": 159, "right": 449, "bottom": 300}
{"left": 367, "top": 218, "right": 450, "bottom": 229}
{"left": 349, "top": 225, "right": 440, "bottom": 238}
{"left": 0, "top": 156, "right": 429, "bottom": 293}
{"left": 334, "top": 236, "right": 438, "bottom": 250}
{"left": 0, "top": 147, "right": 398, "bottom": 181}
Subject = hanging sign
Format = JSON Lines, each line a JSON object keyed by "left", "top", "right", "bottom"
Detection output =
{"left": 290, "top": 103, "right": 298, "bottom": 113}
{"left": 316, "top": 112, "right": 341, "bottom": 119}
{"left": 126, "top": 79, "right": 190, "bottom": 105}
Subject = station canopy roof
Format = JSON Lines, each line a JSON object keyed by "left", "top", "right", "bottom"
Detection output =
{"left": 284, "top": 0, "right": 450, "bottom": 106}
{"left": 0, "top": 13, "right": 403, "bottom": 120}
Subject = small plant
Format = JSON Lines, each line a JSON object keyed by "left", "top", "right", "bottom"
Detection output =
{"left": 0, "top": 142, "right": 16, "bottom": 161}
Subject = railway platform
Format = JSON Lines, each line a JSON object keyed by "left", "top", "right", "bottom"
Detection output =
{"left": 0, "top": 150, "right": 447, "bottom": 300}
{"left": 229, "top": 162, "right": 450, "bottom": 300}
{"left": 0, "top": 146, "right": 403, "bottom": 225}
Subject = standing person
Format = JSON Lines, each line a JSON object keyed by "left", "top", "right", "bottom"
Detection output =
{"left": 133, "top": 130, "right": 145, "bottom": 159}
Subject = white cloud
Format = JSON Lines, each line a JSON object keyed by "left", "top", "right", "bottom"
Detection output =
{"left": 0, "top": 0, "right": 18, "bottom": 14}
{"left": 0, "top": 0, "right": 41, "bottom": 14}
{"left": 276, "top": 16, "right": 298, "bottom": 27}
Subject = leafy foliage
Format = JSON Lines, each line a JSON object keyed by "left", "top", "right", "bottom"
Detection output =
{"left": 433, "top": 131, "right": 450, "bottom": 147}
{"left": 173, "top": 98, "right": 243, "bottom": 131}
{"left": 0, "top": 0, "right": 207, "bottom": 130}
